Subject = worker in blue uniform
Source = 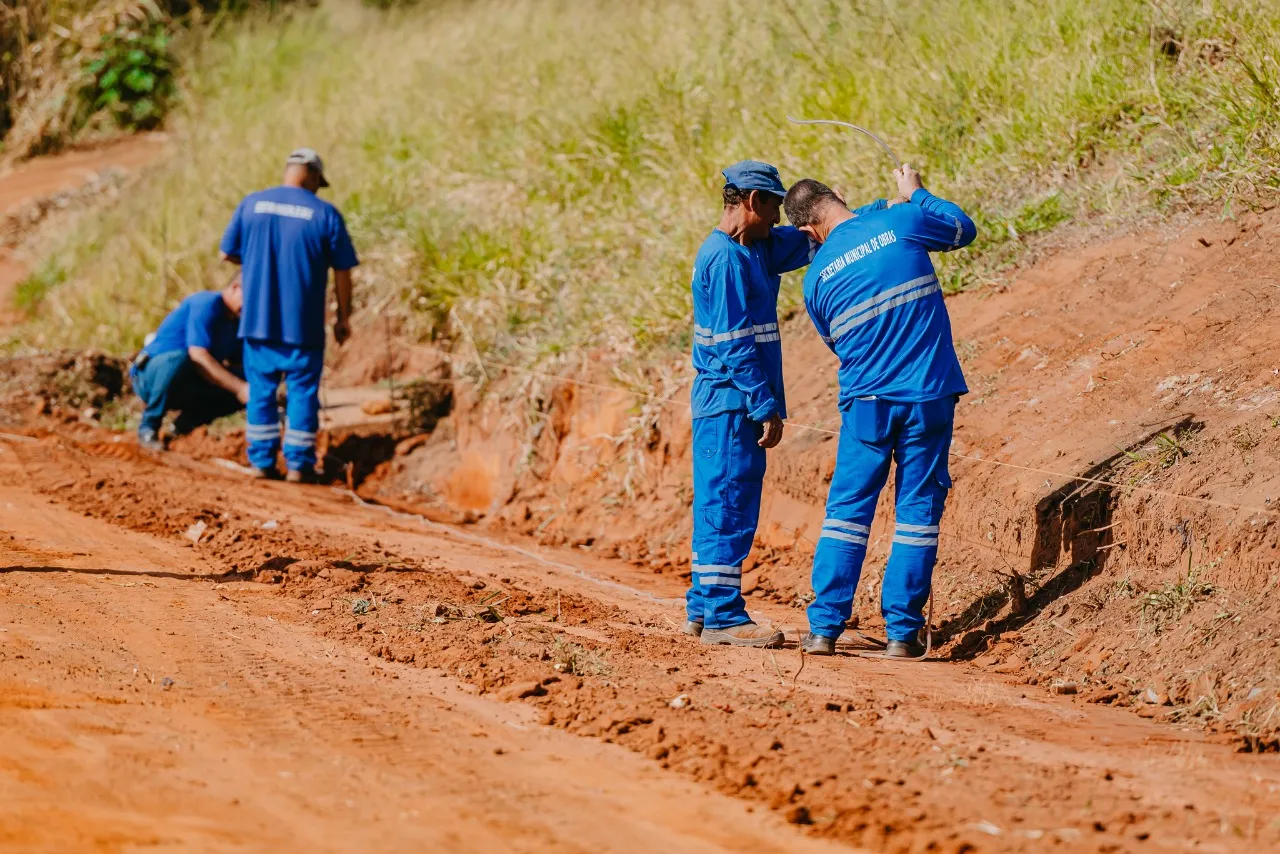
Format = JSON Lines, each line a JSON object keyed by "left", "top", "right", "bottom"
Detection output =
{"left": 220, "top": 148, "right": 359, "bottom": 483}
{"left": 686, "top": 160, "right": 813, "bottom": 648}
{"left": 782, "top": 164, "right": 977, "bottom": 657}
{"left": 131, "top": 275, "right": 247, "bottom": 451}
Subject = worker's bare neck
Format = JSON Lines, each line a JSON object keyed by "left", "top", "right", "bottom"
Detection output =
{"left": 717, "top": 207, "right": 755, "bottom": 246}
{"left": 821, "top": 207, "right": 854, "bottom": 242}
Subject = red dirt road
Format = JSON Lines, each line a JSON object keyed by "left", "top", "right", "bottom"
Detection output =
{"left": 2, "top": 430, "right": 1278, "bottom": 852}
{"left": 0, "top": 473, "right": 850, "bottom": 852}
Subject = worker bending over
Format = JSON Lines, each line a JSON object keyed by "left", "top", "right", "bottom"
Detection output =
{"left": 686, "top": 161, "right": 813, "bottom": 648}
{"left": 782, "top": 165, "right": 976, "bottom": 658}
{"left": 220, "top": 148, "right": 358, "bottom": 482}
{"left": 132, "top": 276, "right": 247, "bottom": 451}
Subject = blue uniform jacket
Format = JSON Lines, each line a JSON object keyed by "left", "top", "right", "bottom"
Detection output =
{"left": 690, "top": 227, "right": 812, "bottom": 421}
{"left": 220, "top": 186, "right": 359, "bottom": 350}
{"left": 803, "top": 189, "right": 977, "bottom": 407}
{"left": 141, "top": 291, "right": 240, "bottom": 363}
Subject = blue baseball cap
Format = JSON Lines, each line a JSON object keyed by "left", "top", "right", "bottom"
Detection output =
{"left": 721, "top": 160, "right": 787, "bottom": 199}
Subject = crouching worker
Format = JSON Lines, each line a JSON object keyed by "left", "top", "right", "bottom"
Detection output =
{"left": 131, "top": 276, "right": 248, "bottom": 451}
{"left": 686, "top": 161, "right": 814, "bottom": 648}
{"left": 782, "top": 165, "right": 976, "bottom": 658}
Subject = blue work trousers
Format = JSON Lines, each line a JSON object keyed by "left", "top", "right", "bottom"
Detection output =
{"left": 243, "top": 340, "right": 324, "bottom": 472}
{"left": 807, "top": 396, "right": 954, "bottom": 641}
{"left": 687, "top": 410, "right": 766, "bottom": 629}
{"left": 132, "top": 351, "right": 242, "bottom": 435}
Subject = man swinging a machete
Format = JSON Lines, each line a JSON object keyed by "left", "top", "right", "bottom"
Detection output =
{"left": 783, "top": 164, "right": 976, "bottom": 658}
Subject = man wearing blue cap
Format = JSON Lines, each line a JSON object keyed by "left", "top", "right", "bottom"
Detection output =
{"left": 782, "top": 164, "right": 977, "bottom": 658}
{"left": 684, "top": 160, "right": 813, "bottom": 648}
{"left": 220, "top": 148, "right": 359, "bottom": 482}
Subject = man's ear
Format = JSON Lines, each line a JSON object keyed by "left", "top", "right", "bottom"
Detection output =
{"left": 833, "top": 187, "right": 847, "bottom": 207}
{"left": 798, "top": 224, "right": 821, "bottom": 244}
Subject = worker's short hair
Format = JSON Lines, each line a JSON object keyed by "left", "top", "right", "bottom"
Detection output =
{"left": 784, "top": 179, "right": 841, "bottom": 228}
{"left": 722, "top": 184, "right": 753, "bottom": 207}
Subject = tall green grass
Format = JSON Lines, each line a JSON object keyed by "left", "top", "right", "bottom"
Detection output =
{"left": 11, "top": 0, "right": 1279, "bottom": 364}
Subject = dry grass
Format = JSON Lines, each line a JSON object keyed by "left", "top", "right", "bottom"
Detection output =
{"left": 8, "top": 0, "right": 1280, "bottom": 370}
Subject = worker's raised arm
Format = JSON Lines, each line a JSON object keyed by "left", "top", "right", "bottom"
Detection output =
{"left": 849, "top": 198, "right": 888, "bottom": 217}
{"left": 695, "top": 261, "right": 779, "bottom": 422}
{"left": 761, "top": 226, "right": 813, "bottom": 276}
{"left": 894, "top": 165, "right": 977, "bottom": 252}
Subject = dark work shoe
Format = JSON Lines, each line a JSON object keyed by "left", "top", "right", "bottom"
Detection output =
{"left": 138, "top": 429, "right": 164, "bottom": 452}
{"left": 801, "top": 632, "right": 837, "bottom": 655}
{"left": 700, "top": 621, "right": 784, "bottom": 648}
{"left": 681, "top": 620, "right": 704, "bottom": 637}
{"left": 250, "top": 466, "right": 280, "bottom": 480}
{"left": 884, "top": 639, "right": 927, "bottom": 659}
{"left": 285, "top": 466, "right": 317, "bottom": 484}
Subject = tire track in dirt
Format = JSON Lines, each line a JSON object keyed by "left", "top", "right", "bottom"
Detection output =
{"left": 4, "top": 430, "right": 1279, "bottom": 852}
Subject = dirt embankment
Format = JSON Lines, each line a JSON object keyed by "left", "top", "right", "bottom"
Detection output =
{"left": 369, "top": 207, "right": 1280, "bottom": 744}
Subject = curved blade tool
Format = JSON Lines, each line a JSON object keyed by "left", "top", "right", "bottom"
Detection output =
{"left": 786, "top": 116, "right": 902, "bottom": 168}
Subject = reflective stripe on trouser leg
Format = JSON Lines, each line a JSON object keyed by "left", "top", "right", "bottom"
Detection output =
{"left": 687, "top": 411, "right": 765, "bottom": 630}
{"left": 243, "top": 341, "right": 282, "bottom": 470}
{"left": 281, "top": 346, "right": 324, "bottom": 471}
{"left": 807, "top": 401, "right": 893, "bottom": 639}
{"left": 882, "top": 397, "right": 954, "bottom": 642}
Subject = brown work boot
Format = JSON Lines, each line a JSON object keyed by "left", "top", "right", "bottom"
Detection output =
{"left": 681, "top": 620, "right": 704, "bottom": 637}
{"left": 700, "top": 621, "right": 784, "bottom": 648}
{"left": 801, "top": 632, "right": 837, "bottom": 655}
{"left": 884, "top": 638, "right": 926, "bottom": 659}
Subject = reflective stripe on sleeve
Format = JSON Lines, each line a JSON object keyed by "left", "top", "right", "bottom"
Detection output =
{"left": 694, "top": 322, "right": 780, "bottom": 347}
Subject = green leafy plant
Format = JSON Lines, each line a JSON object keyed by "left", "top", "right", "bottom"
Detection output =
{"left": 81, "top": 22, "right": 176, "bottom": 130}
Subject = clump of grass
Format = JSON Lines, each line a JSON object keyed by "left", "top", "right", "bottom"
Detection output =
{"left": 1140, "top": 566, "right": 1215, "bottom": 633}
{"left": 11, "top": 0, "right": 1280, "bottom": 369}
{"left": 13, "top": 260, "right": 68, "bottom": 316}
{"left": 551, "top": 637, "right": 610, "bottom": 677}
{"left": 1119, "top": 429, "right": 1193, "bottom": 483}
{"left": 1230, "top": 424, "right": 1263, "bottom": 455}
